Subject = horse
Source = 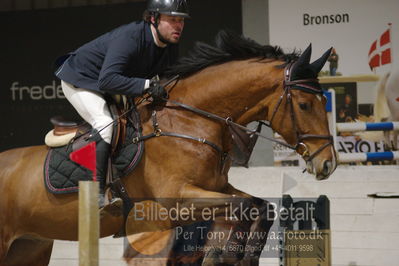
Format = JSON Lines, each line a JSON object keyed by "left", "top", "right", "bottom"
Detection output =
{"left": 0, "top": 30, "right": 336, "bottom": 266}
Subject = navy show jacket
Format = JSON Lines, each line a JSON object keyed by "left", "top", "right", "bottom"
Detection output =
{"left": 55, "top": 21, "right": 179, "bottom": 97}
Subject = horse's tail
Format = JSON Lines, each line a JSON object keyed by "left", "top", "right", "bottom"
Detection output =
{"left": 373, "top": 72, "right": 391, "bottom": 122}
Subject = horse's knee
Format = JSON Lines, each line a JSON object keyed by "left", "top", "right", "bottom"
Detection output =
{"left": 3, "top": 237, "right": 53, "bottom": 266}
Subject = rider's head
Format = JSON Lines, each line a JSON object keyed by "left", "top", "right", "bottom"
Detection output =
{"left": 143, "top": 0, "right": 190, "bottom": 45}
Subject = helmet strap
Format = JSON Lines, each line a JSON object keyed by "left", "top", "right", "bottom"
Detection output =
{"left": 151, "top": 12, "right": 171, "bottom": 45}
{"left": 154, "top": 26, "right": 171, "bottom": 45}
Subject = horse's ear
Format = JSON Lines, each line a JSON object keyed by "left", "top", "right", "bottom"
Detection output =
{"left": 310, "top": 47, "right": 333, "bottom": 74}
{"left": 296, "top": 44, "right": 312, "bottom": 67}
{"left": 290, "top": 44, "right": 313, "bottom": 80}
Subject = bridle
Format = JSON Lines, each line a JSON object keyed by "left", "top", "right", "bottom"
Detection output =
{"left": 132, "top": 61, "right": 333, "bottom": 164}
{"left": 267, "top": 61, "right": 333, "bottom": 162}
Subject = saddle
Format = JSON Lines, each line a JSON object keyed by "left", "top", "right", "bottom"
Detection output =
{"left": 45, "top": 95, "right": 128, "bottom": 155}
{"left": 43, "top": 95, "right": 144, "bottom": 204}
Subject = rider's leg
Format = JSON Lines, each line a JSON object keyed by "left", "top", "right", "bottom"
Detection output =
{"left": 61, "top": 81, "right": 120, "bottom": 207}
{"left": 61, "top": 81, "right": 113, "bottom": 143}
{"left": 91, "top": 133, "right": 111, "bottom": 207}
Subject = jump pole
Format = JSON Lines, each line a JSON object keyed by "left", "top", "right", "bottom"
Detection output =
{"left": 70, "top": 142, "right": 99, "bottom": 266}
{"left": 326, "top": 89, "right": 399, "bottom": 163}
{"left": 338, "top": 151, "right": 399, "bottom": 163}
{"left": 337, "top": 122, "right": 399, "bottom": 132}
{"left": 79, "top": 181, "right": 99, "bottom": 266}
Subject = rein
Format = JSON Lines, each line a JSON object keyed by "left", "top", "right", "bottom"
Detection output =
{"left": 165, "top": 99, "right": 294, "bottom": 149}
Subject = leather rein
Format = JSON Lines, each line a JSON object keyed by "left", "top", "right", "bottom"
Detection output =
{"left": 135, "top": 62, "right": 333, "bottom": 164}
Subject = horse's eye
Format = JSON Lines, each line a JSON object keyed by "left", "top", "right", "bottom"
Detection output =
{"left": 299, "top": 103, "right": 309, "bottom": 110}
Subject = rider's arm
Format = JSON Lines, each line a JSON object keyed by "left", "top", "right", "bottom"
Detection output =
{"left": 98, "top": 35, "right": 148, "bottom": 97}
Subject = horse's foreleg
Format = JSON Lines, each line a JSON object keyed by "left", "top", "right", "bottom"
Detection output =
{"left": 178, "top": 184, "right": 256, "bottom": 265}
{"left": 222, "top": 184, "right": 275, "bottom": 265}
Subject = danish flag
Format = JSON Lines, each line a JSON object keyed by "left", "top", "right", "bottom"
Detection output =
{"left": 368, "top": 25, "right": 392, "bottom": 70}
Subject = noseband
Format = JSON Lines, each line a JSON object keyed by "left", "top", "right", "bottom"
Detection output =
{"left": 268, "top": 62, "right": 333, "bottom": 162}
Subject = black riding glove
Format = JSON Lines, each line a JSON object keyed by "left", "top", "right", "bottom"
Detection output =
{"left": 147, "top": 76, "right": 167, "bottom": 103}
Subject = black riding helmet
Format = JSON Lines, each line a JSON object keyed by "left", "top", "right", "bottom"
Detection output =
{"left": 147, "top": 0, "right": 190, "bottom": 18}
{"left": 146, "top": 0, "right": 189, "bottom": 44}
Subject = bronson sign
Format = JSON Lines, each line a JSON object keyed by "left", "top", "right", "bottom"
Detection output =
{"left": 303, "top": 13, "right": 350, "bottom": 26}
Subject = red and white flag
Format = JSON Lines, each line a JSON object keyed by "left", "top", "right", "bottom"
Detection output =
{"left": 368, "top": 26, "right": 392, "bottom": 70}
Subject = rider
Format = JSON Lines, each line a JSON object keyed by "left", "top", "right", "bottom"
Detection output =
{"left": 54, "top": 0, "right": 189, "bottom": 208}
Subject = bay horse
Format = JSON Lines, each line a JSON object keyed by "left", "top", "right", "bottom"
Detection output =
{"left": 0, "top": 30, "right": 336, "bottom": 265}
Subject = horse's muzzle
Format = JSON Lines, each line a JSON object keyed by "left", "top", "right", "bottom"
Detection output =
{"left": 316, "top": 159, "right": 336, "bottom": 180}
{"left": 306, "top": 157, "right": 336, "bottom": 180}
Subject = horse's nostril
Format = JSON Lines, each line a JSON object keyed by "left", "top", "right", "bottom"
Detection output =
{"left": 323, "top": 160, "right": 332, "bottom": 175}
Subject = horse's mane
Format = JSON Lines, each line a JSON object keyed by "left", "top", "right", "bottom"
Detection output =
{"left": 164, "top": 30, "right": 299, "bottom": 78}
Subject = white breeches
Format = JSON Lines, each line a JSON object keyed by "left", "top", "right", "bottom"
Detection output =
{"left": 61, "top": 81, "right": 113, "bottom": 144}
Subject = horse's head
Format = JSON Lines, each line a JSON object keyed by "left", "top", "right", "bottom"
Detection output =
{"left": 267, "top": 44, "right": 337, "bottom": 180}
{"left": 163, "top": 31, "right": 336, "bottom": 179}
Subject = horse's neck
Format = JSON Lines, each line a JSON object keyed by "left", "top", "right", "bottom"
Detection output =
{"left": 123, "top": 61, "right": 283, "bottom": 198}
{"left": 172, "top": 60, "right": 282, "bottom": 123}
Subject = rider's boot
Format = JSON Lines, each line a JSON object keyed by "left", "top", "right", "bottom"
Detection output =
{"left": 94, "top": 135, "right": 123, "bottom": 211}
